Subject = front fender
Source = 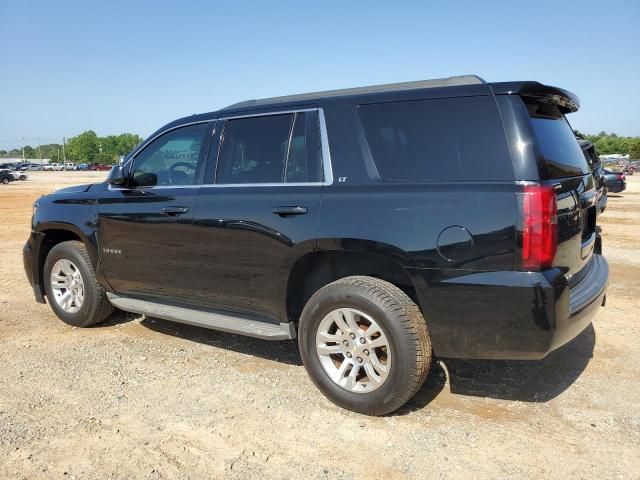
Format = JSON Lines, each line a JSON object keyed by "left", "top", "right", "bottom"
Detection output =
{"left": 35, "top": 221, "right": 99, "bottom": 266}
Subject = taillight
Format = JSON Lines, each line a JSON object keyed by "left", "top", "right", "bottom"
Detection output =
{"left": 618, "top": 173, "right": 625, "bottom": 180}
{"left": 519, "top": 184, "right": 558, "bottom": 271}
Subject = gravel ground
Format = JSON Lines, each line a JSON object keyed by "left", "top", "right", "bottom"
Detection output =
{"left": 1, "top": 171, "right": 639, "bottom": 479}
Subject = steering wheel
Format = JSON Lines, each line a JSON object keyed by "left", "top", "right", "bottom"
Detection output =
{"left": 168, "top": 162, "right": 196, "bottom": 185}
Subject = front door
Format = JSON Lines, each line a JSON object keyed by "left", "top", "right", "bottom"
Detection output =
{"left": 97, "top": 121, "right": 212, "bottom": 301}
{"left": 191, "top": 109, "right": 327, "bottom": 322}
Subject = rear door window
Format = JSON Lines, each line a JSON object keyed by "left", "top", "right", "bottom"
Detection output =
{"left": 286, "top": 111, "right": 323, "bottom": 183}
{"left": 216, "top": 111, "right": 323, "bottom": 184}
{"left": 359, "top": 96, "right": 513, "bottom": 181}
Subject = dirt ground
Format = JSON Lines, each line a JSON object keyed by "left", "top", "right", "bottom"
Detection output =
{"left": 1, "top": 171, "right": 639, "bottom": 479}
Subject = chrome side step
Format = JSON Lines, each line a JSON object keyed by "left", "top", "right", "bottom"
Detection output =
{"left": 106, "top": 293, "right": 295, "bottom": 341}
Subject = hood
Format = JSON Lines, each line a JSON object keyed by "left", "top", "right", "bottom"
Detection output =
{"left": 53, "top": 183, "right": 98, "bottom": 194}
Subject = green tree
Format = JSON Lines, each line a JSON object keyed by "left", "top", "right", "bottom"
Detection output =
{"left": 23, "top": 146, "right": 36, "bottom": 159}
{"left": 66, "top": 131, "right": 99, "bottom": 162}
{"left": 94, "top": 152, "right": 117, "bottom": 164}
{"left": 116, "top": 133, "right": 143, "bottom": 156}
{"left": 629, "top": 140, "right": 640, "bottom": 160}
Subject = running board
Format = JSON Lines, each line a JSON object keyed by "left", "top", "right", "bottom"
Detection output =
{"left": 106, "top": 293, "right": 295, "bottom": 340}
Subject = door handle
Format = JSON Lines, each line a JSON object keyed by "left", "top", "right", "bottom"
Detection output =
{"left": 272, "top": 206, "right": 308, "bottom": 217}
{"left": 162, "top": 206, "right": 189, "bottom": 216}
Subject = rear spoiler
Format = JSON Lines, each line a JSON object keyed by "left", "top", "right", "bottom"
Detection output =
{"left": 490, "top": 81, "right": 580, "bottom": 113}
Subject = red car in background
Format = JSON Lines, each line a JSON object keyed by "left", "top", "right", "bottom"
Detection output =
{"left": 88, "top": 164, "right": 112, "bottom": 171}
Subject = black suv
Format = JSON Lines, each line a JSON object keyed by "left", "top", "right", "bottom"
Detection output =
{"left": 24, "top": 75, "right": 608, "bottom": 415}
{"left": 578, "top": 139, "right": 607, "bottom": 213}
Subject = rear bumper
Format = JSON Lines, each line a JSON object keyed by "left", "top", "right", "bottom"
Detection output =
{"left": 409, "top": 254, "right": 608, "bottom": 360}
{"left": 606, "top": 180, "right": 626, "bottom": 193}
{"left": 546, "top": 254, "right": 607, "bottom": 352}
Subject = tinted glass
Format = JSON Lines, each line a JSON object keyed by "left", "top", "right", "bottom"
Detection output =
{"left": 286, "top": 111, "right": 323, "bottom": 183}
{"left": 131, "top": 123, "right": 207, "bottom": 186}
{"left": 359, "top": 96, "right": 513, "bottom": 181}
{"left": 217, "top": 114, "right": 293, "bottom": 184}
{"left": 526, "top": 101, "right": 590, "bottom": 178}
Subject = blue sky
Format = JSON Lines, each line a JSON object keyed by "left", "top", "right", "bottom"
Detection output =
{"left": 1, "top": 0, "right": 638, "bottom": 150}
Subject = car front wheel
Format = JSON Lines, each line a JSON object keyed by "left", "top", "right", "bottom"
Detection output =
{"left": 298, "top": 276, "right": 432, "bottom": 415}
{"left": 43, "top": 241, "right": 113, "bottom": 327}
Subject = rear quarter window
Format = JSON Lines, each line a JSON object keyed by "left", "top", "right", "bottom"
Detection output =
{"left": 359, "top": 96, "right": 513, "bottom": 181}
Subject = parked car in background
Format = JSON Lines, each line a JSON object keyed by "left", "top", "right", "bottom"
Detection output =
{"left": 603, "top": 169, "right": 626, "bottom": 193}
{"left": 89, "top": 163, "right": 112, "bottom": 171}
{"left": 43, "top": 163, "right": 63, "bottom": 171}
{"left": 9, "top": 170, "right": 28, "bottom": 181}
{"left": 24, "top": 76, "right": 609, "bottom": 415}
{"left": 0, "top": 168, "right": 26, "bottom": 181}
{"left": 0, "top": 169, "right": 15, "bottom": 184}
{"left": 578, "top": 139, "right": 607, "bottom": 213}
{"left": 76, "top": 163, "right": 89, "bottom": 171}
{"left": 63, "top": 163, "right": 77, "bottom": 171}
{"left": 25, "top": 164, "right": 44, "bottom": 171}
{"left": 0, "top": 163, "right": 18, "bottom": 170}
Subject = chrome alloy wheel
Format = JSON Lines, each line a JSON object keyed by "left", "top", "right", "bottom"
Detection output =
{"left": 315, "top": 308, "right": 391, "bottom": 393}
{"left": 50, "top": 259, "right": 85, "bottom": 313}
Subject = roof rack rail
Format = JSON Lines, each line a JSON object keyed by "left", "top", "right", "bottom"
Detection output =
{"left": 221, "top": 74, "right": 486, "bottom": 111}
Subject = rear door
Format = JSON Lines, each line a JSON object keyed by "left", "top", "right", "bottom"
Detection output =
{"left": 97, "top": 122, "right": 212, "bottom": 301}
{"left": 191, "top": 109, "right": 327, "bottom": 322}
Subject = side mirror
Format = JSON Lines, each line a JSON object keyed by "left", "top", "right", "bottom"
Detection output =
{"left": 107, "top": 164, "right": 127, "bottom": 186}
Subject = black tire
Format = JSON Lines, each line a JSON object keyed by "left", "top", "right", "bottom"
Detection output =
{"left": 43, "top": 240, "right": 113, "bottom": 327}
{"left": 298, "top": 276, "right": 432, "bottom": 415}
{"left": 1, "top": 178, "right": 8, "bottom": 184}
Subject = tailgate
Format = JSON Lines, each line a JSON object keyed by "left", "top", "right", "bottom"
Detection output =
{"left": 554, "top": 174, "right": 597, "bottom": 282}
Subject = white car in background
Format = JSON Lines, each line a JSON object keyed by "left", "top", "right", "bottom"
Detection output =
{"left": 13, "top": 170, "right": 28, "bottom": 181}
{"left": 0, "top": 169, "right": 27, "bottom": 181}
{"left": 43, "top": 163, "right": 63, "bottom": 171}
{"left": 63, "top": 163, "right": 77, "bottom": 170}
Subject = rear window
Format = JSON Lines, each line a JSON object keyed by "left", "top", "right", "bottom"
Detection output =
{"left": 359, "top": 96, "right": 513, "bottom": 181}
{"left": 526, "top": 101, "right": 590, "bottom": 178}
{"left": 579, "top": 142, "right": 599, "bottom": 169}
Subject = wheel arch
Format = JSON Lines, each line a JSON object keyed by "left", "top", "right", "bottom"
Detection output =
{"left": 34, "top": 223, "right": 102, "bottom": 299}
{"left": 285, "top": 248, "right": 422, "bottom": 327}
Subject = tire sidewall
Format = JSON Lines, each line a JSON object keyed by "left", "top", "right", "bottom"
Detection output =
{"left": 43, "top": 243, "right": 99, "bottom": 327}
{"left": 299, "top": 283, "right": 417, "bottom": 414}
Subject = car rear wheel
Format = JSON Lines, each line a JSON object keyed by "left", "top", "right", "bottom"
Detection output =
{"left": 298, "top": 276, "right": 431, "bottom": 415}
{"left": 1, "top": 178, "right": 8, "bottom": 184}
{"left": 44, "top": 241, "right": 113, "bottom": 327}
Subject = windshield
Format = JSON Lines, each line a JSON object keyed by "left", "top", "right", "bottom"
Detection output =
{"left": 526, "top": 100, "right": 591, "bottom": 178}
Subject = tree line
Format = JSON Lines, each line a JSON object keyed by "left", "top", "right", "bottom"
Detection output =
{"left": 574, "top": 131, "right": 640, "bottom": 159}
{"left": 0, "top": 131, "right": 143, "bottom": 164}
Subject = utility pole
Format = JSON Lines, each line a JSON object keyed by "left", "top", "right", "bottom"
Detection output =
{"left": 38, "top": 140, "right": 42, "bottom": 159}
{"left": 21, "top": 137, "right": 25, "bottom": 160}
{"left": 62, "top": 137, "right": 66, "bottom": 162}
